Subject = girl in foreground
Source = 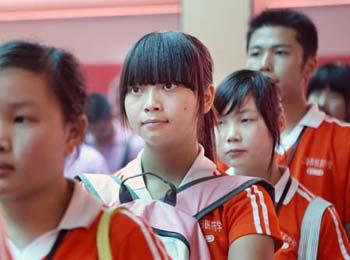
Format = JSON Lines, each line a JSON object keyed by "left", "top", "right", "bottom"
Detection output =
{"left": 0, "top": 40, "right": 167, "bottom": 259}
{"left": 89, "top": 31, "right": 282, "bottom": 259}
{"left": 215, "top": 69, "right": 350, "bottom": 259}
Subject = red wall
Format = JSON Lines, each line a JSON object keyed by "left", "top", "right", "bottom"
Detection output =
{"left": 318, "top": 56, "right": 350, "bottom": 66}
{"left": 82, "top": 64, "right": 121, "bottom": 94}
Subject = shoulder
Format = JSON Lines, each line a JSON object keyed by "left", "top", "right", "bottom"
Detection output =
{"left": 223, "top": 183, "right": 275, "bottom": 213}
{"left": 108, "top": 208, "right": 169, "bottom": 259}
{"left": 314, "top": 117, "right": 350, "bottom": 136}
{"left": 107, "top": 208, "right": 156, "bottom": 246}
{"left": 114, "top": 158, "right": 140, "bottom": 180}
{"left": 218, "top": 183, "right": 283, "bottom": 250}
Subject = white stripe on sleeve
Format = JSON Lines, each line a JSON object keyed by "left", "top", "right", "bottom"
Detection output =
{"left": 253, "top": 185, "right": 271, "bottom": 235}
{"left": 245, "top": 187, "right": 263, "bottom": 234}
{"left": 328, "top": 207, "right": 350, "bottom": 259}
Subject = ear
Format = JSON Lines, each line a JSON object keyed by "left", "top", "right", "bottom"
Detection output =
{"left": 64, "top": 114, "right": 88, "bottom": 156}
{"left": 303, "top": 56, "right": 317, "bottom": 80}
{"left": 203, "top": 84, "right": 215, "bottom": 114}
{"left": 278, "top": 112, "right": 286, "bottom": 133}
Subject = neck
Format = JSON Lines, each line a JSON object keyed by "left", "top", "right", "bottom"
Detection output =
{"left": 268, "top": 162, "right": 282, "bottom": 185}
{"left": 234, "top": 160, "right": 281, "bottom": 185}
{"left": 282, "top": 96, "right": 308, "bottom": 135}
{"left": 142, "top": 138, "right": 199, "bottom": 187}
{"left": 0, "top": 178, "right": 73, "bottom": 249}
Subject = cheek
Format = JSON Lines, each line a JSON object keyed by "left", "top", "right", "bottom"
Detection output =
{"left": 14, "top": 129, "right": 66, "bottom": 170}
{"left": 215, "top": 129, "right": 225, "bottom": 150}
{"left": 124, "top": 98, "right": 139, "bottom": 123}
{"left": 328, "top": 100, "right": 346, "bottom": 118}
{"left": 247, "top": 125, "right": 273, "bottom": 157}
{"left": 14, "top": 130, "right": 46, "bottom": 158}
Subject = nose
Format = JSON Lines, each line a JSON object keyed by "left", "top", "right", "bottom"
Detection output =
{"left": 0, "top": 123, "right": 11, "bottom": 152}
{"left": 144, "top": 87, "right": 162, "bottom": 112}
{"left": 259, "top": 53, "right": 273, "bottom": 72}
{"left": 226, "top": 122, "right": 241, "bottom": 143}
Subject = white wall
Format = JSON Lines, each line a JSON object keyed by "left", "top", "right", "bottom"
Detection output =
{"left": 296, "top": 5, "right": 350, "bottom": 56}
{"left": 181, "top": 0, "right": 251, "bottom": 85}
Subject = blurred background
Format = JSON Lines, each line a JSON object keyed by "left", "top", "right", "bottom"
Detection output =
{"left": 0, "top": 0, "right": 349, "bottom": 96}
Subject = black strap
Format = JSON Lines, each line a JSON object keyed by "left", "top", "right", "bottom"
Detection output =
{"left": 275, "top": 127, "right": 306, "bottom": 213}
{"left": 45, "top": 229, "right": 69, "bottom": 260}
{"left": 275, "top": 176, "right": 292, "bottom": 214}
{"left": 286, "top": 126, "right": 307, "bottom": 166}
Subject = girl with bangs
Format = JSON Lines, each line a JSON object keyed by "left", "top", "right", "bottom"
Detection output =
{"left": 83, "top": 31, "right": 283, "bottom": 259}
{"left": 215, "top": 70, "right": 350, "bottom": 259}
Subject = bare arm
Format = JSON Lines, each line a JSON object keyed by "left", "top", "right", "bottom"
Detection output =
{"left": 228, "top": 234, "right": 275, "bottom": 260}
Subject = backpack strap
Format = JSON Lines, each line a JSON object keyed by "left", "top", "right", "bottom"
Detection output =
{"left": 78, "top": 174, "right": 102, "bottom": 200}
{"left": 176, "top": 175, "right": 274, "bottom": 219}
{"left": 78, "top": 174, "right": 124, "bottom": 206}
{"left": 298, "top": 197, "right": 331, "bottom": 260}
{"left": 97, "top": 207, "right": 125, "bottom": 260}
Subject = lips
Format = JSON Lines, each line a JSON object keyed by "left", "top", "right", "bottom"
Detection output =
{"left": 226, "top": 149, "right": 246, "bottom": 158}
{"left": 0, "top": 162, "right": 14, "bottom": 176}
{"left": 142, "top": 119, "right": 169, "bottom": 125}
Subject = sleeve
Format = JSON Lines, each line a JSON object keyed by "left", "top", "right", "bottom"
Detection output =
{"left": 318, "top": 206, "right": 350, "bottom": 260}
{"left": 109, "top": 209, "right": 170, "bottom": 260}
{"left": 226, "top": 184, "right": 283, "bottom": 251}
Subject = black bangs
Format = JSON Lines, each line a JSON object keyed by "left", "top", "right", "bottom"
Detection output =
{"left": 215, "top": 70, "right": 254, "bottom": 116}
{"left": 120, "top": 31, "right": 200, "bottom": 92}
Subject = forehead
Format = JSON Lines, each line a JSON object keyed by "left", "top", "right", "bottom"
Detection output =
{"left": 248, "top": 26, "right": 299, "bottom": 49}
{"left": 222, "top": 93, "right": 258, "bottom": 116}
{"left": 0, "top": 67, "right": 55, "bottom": 107}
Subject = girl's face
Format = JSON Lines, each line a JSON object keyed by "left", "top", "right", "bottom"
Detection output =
{"left": 124, "top": 84, "right": 199, "bottom": 147}
{"left": 0, "top": 68, "right": 80, "bottom": 199}
{"left": 215, "top": 94, "right": 273, "bottom": 177}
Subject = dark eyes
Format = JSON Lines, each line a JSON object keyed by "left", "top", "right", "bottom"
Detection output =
{"left": 129, "top": 86, "right": 141, "bottom": 94}
{"left": 162, "top": 83, "right": 177, "bottom": 91}
{"left": 14, "top": 116, "right": 30, "bottom": 124}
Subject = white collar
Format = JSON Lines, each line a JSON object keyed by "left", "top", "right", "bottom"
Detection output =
{"left": 298, "top": 104, "right": 325, "bottom": 128}
{"left": 7, "top": 180, "right": 103, "bottom": 260}
{"left": 277, "top": 104, "right": 326, "bottom": 153}
{"left": 274, "top": 167, "right": 298, "bottom": 205}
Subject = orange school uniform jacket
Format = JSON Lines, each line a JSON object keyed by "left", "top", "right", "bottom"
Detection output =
{"left": 276, "top": 105, "right": 350, "bottom": 224}
{"left": 52, "top": 208, "right": 169, "bottom": 260}
{"left": 274, "top": 167, "right": 350, "bottom": 259}
{"left": 116, "top": 146, "right": 283, "bottom": 259}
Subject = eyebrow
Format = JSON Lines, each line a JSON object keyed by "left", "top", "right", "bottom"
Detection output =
{"left": 248, "top": 44, "right": 292, "bottom": 50}
{"left": 9, "top": 101, "right": 38, "bottom": 109}
{"left": 237, "top": 108, "right": 258, "bottom": 114}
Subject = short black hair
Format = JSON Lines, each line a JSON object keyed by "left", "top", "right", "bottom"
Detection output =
{"left": 86, "top": 93, "right": 112, "bottom": 123}
{"left": 307, "top": 63, "right": 350, "bottom": 120}
{"left": 0, "top": 40, "right": 86, "bottom": 123}
{"left": 247, "top": 9, "right": 318, "bottom": 63}
{"left": 215, "top": 70, "right": 282, "bottom": 166}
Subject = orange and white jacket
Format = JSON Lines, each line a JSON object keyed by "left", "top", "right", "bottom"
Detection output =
{"left": 276, "top": 105, "right": 350, "bottom": 225}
